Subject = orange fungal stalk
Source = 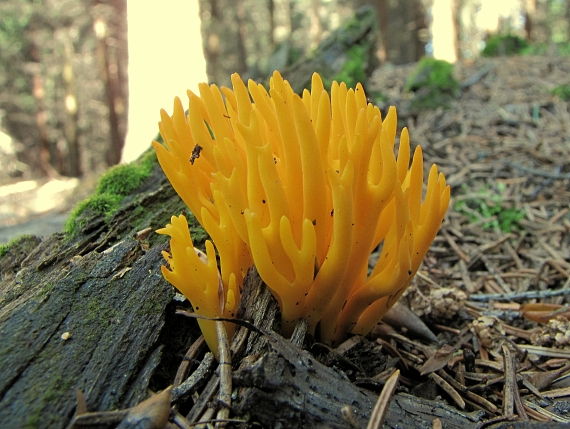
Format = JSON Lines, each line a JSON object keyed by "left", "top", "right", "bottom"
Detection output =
{"left": 154, "top": 71, "right": 450, "bottom": 351}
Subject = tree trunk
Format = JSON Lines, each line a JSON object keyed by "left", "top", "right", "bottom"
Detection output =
{"left": 533, "top": 0, "right": 550, "bottom": 44}
{"left": 376, "top": 0, "right": 427, "bottom": 65}
{"left": 63, "top": 37, "right": 81, "bottom": 177}
{"left": 200, "top": 0, "right": 222, "bottom": 84}
{"left": 375, "top": 0, "right": 389, "bottom": 61}
{"left": 310, "top": 0, "right": 322, "bottom": 48}
{"left": 236, "top": 0, "right": 249, "bottom": 75}
{"left": 282, "top": 5, "right": 379, "bottom": 93}
{"left": 268, "top": 0, "right": 275, "bottom": 48}
{"left": 30, "top": 34, "right": 58, "bottom": 177}
{"left": 523, "top": 0, "right": 537, "bottom": 41}
{"left": 92, "top": 0, "right": 128, "bottom": 167}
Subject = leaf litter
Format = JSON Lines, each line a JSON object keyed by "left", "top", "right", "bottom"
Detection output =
{"left": 364, "top": 54, "right": 570, "bottom": 424}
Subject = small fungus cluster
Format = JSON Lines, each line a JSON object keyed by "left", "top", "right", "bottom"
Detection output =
{"left": 153, "top": 71, "right": 450, "bottom": 353}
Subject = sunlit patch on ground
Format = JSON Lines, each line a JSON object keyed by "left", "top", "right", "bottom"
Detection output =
{"left": 0, "top": 177, "right": 81, "bottom": 243}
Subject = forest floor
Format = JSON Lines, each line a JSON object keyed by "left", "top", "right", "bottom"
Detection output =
{"left": 0, "top": 177, "right": 88, "bottom": 243}
{"left": 362, "top": 54, "right": 570, "bottom": 424}
{"left": 2, "top": 54, "right": 570, "bottom": 425}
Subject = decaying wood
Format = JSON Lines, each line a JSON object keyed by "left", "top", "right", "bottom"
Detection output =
{"left": 281, "top": 5, "right": 379, "bottom": 93}
{"left": 0, "top": 234, "right": 176, "bottom": 428}
{"left": 2, "top": 19, "right": 570, "bottom": 428}
{"left": 206, "top": 271, "right": 487, "bottom": 429}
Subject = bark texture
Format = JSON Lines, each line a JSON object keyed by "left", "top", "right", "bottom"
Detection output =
{"left": 0, "top": 10, "right": 518, "bottom": 428}
{"left": 2, "top": 135, "right": 558, "bottom": 429}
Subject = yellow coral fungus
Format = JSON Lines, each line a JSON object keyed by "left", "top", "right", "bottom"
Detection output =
{"left": 154, "top": 71, "right": 450, "bottom": 350}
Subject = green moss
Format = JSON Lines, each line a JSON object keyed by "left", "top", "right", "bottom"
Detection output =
{"left": 0, "top": 234, "right": 38, "bottom": 258}
{"left": 552, "top": 84, "right": 570, "bottom": 101}
{"left": 24, "top": 415, "right": 39, "bottom": 429}
{"left": 97, "top": 166, "right": 144, "bottom": 197}
{"left": 324, "top": 44, "right": 368, "bottom": 90}
{"left": 24, "top": 373, "right": 74, "bottom": 429}
{"left": 130, "top": 204, "right": 147, "bottom": 230}
{"left": 64, "top": 151, "right": 157, "bottom": 236}
{"left": 98, "top": 150, "right": 156, "bottom": 196}
{"left": 482, "top": 34, "right": 529, "bottom": 57}
{"left": 555, "top": 42, "right": 570, "bottom": 56}
{"left": 85, "top": 299, "right": 113, "bottom": 327}
{"left": 405, "top": 57, "right": 459, "bottom": 110}
{"left": 39, "top": 282, "right": 56, "bottom": 298}
{"left": 139, "top": 289, "right": 165, "bottom": 315}
{"left": 519, "top": 42, "right": 570, "bottom": 56}
{"left": 64, "top": 194, "right": 122, "bottom": 235}
{"left": 316, "top": 9, "right": 377, "bottom": 91}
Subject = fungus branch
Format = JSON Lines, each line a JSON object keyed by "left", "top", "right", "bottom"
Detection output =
{"left": 153, "top": 71, "right": 450, "bottom": 351}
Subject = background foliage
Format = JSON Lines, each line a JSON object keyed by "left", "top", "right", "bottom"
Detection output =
{"left": 1, "top": 0, "right": 570, "bottom": 183}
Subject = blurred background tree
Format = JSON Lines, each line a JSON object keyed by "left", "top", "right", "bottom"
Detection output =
{"left": 0, "top": 0, "right": 127, "bottom": 180}
{"left": 1, "top": 0, "right": 570, "bottom": 183}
